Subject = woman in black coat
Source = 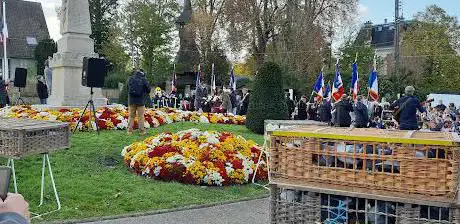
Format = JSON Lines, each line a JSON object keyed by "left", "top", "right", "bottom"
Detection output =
{"left": 0, "top": 76, "right": 9, "bottom": 107}
{"left": 296, "top": 96, "right": 308, "bottom": 120}
{"left": 36, "top": 76, "right": 49, "bottom": 104}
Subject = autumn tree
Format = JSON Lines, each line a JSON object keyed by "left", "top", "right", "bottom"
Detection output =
{"left": 401, "top": 4, "right": 460, "bottom": 98}
{"left": 224, "top": 0, "right": 357, "bottom": 74}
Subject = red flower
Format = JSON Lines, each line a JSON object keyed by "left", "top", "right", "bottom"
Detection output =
{"left": 154, "top": 116, "right": 165, "bottom": 125}
{"left": 59, "top": 108, "right": 71, "bottom": 113}
{"left": 97, "top": 120, "right": 107, "bottom": 129}
{"left": 231, "top": 159, "right": 243, "bottom": 170}
{"left": 148, "top": 145, "right": 178, "bottom": 158}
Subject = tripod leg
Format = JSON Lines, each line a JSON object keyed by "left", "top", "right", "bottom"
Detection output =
{"left": 73, "top": 101, "right": 91, "bottom": 132}
{"left": 90, "top": 100, "right": 100, "bottom": 134}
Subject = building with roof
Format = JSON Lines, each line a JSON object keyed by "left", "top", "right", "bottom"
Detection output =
{"left": 0, "top": 0, "right": 50, "bottom": 80}
{"left": 355, "top": 19, "right": 410, "bottom": 75}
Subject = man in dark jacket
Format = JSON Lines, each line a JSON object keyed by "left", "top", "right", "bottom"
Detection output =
{"left": 296, "top": 96, "right": 308, "bottom": 120}
{"left": 286, "top": 94, "right": 295, "bottom": 119}
{"left": 307, "top": 101, "right": 318, "bottom": 121}
{"left": 318, "top": 100, "right": 332, "bottom": 123}
{"left": 354, "top": 96, "right": 369, "bottom": 128}
{"left": 0, "top": 77, "right": 8, "bottom": 108}
{"left": 390, "top": 86, "right": 426, "bottom": 130}
{"left": 127, "top": 70, "right": 151, "bottom": 135}
{"left": 36, "top": 76, "right": 48, "bottom": 104}
{"left": 334, "top": 95, "right": 354, "bottom": 127}
{"left": 238, "top": 88, "right": 250, "bottom": 115}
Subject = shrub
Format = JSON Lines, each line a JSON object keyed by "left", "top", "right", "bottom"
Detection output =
{"left": 104, "top": 71, "right": 128, "bottom": 89}
{"left": 118, "top": 80, "right": 128, "bottom": 106}
{"left": 246, "top": 62, "right": 288, "bottom": 134}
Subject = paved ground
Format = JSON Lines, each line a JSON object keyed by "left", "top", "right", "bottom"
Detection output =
{"left": 82, "top": 198, "right": 269, "bottom": 224}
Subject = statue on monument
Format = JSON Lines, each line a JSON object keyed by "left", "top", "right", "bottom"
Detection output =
{"left": 57, "top": 0, "right": 67, "bottom": 34}
{"left": 47, "top": 0, "right": 105, "bottom": 107}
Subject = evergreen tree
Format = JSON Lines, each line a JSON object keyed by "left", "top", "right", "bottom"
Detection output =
{"left": 246, "top": 62, "right": 288, "bottom": 134}
{"left": 34, "top": 39, "right": 57, "bottom": 76}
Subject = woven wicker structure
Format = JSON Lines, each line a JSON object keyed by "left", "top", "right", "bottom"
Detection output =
{"left": 269, "top": 126, "right": 460, "bottom": 204}
{"left": 0, "top": 118, "right": 71, "bottom": 158}
{"left": 270, "top": 184, "right": 459, "bottom": 224}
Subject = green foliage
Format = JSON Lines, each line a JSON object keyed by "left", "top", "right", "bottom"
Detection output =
{"left": 118, "top": 79, "right": 128, "bottom": 106}
{"left": 121, "top": 0, "right": 179, "bottom": 77}
{"left": 89, "top": 0, "right": 119, "bottom": 53}
{"left": 104, "top": 71, "right": 127, "bottom": 89}
{"left": 236, "top": 77, "right": 253, "bottom": 89}
{"left": 400, "top": 5, "right": 460, "bottom": 98}
{"left": 34, "top": 39, "right": 57, "bottom": 76}
{"left": 0, "top": 123, "right": 267, "bottom": 221}
{"left": 246, "top": 62, "right": 288, "bottom": 134}
{"left": 101, "top": 23, "right": 130, "bottom": 72}
{"left": 202, "top": 46, "right": 231, "bottom": 86}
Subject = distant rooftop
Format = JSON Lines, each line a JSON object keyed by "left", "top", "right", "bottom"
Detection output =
{"left": 0, "top": 0, "right": 50, "bottom": 59}
{"left": 357, "top": 19, "right": 411, "bottom": 49}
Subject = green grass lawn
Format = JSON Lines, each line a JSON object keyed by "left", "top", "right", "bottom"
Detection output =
{"left": 1, "top": 123, "right": 268, "bottom": 222}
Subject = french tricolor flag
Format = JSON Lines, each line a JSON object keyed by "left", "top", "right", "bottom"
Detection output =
{"left": 368, "top": 56, "right": 379, "bottom": 101}
{"left": 312, "top": 71, "right": 324, "bottom": 101}
{"left": 351, "top": 62, "right": 359, "bottom": 102}
{"left": 368, "top": 70, "right": 379, "bottom": 101}
{"left": 332, "top": 62, "right": 345, "bottom": 101}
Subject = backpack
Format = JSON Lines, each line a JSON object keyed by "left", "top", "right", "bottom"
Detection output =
{"left": 128, "top": 75, "right": 145, "bottom": 97}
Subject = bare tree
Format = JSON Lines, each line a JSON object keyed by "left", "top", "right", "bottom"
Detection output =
{"left": 224, "top": 0, "right": 357, "bottom": 71}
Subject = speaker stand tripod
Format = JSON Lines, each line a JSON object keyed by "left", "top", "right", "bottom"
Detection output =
{"left": 73, "top": 88, "right": 99, "bottom": 134}
{"left": 15, "top": 87, "right": 26, "bottom": 105}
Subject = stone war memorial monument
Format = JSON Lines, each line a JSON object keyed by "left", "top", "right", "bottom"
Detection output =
{"left": 47, "top": 0, "right": 106, "bottom": 107}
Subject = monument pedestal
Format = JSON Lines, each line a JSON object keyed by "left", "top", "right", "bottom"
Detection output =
{"left": 48, "top": 39, "right": 106, "bottom": 107}
{"left": 46, "top": 0, "right": 107, "bottom": 108}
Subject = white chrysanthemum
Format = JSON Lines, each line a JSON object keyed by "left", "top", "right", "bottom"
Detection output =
{"left": 143, "top": 167, "right": 150, "bottom": 176}
{"left": 166, "top": 154, "right": 185, "bottom": 164}
{"left": 225, "top": 164, "right": 235, "bottom": 176}
{"left": 121, "top": 145, "right": 131, "bottom": 156}
{"left": 199, "top": 115, "right": 209, "bottom": 123}
{"left": 130, "top": 152, "right": 144, "bottom": 167}
{"left": 153, "top": 166, "right": 162, "bottom": 176}
{"left": 91, "top": 121, "right": 97, "bottom": 130}
{"left": 39, "top": 111, "right": 49, "bottom": 117}
{"left": 144, "top": 121, "right": 150, "bottom": 129}
{"left": 203, "top": 170, "right": 224, "bottom": 186}
{"left": 117, "top": 120, "right": 128, "bottom": 129}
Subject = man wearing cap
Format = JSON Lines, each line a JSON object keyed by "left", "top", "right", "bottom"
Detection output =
{"left": 390, "top": 86, "right": 426, "bottom": 130}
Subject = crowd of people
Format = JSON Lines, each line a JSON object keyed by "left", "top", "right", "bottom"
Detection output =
{"left": 150, "top": 83, "right": 250, "bottom": 116}
{"left": 126, "top": 70, "right": 251, "bottom": 135}
{"left": 288, "top": 86, "right": 460, "bottom": 133}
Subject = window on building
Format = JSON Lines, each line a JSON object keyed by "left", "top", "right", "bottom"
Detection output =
{"left": 26, "top": 37, "right": 38, "bottom": 46}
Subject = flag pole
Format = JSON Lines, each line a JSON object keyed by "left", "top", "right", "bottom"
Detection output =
{"left": 354, "top": 52, "right": 358, "bottom": 63}
{"left": 2, "top": 0, "right": 7, "bottom": 81}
